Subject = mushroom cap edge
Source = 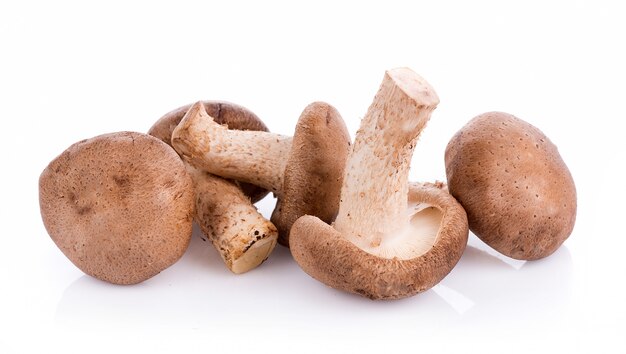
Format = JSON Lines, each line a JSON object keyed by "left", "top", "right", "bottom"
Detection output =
{"left": 289, "top": 182, "right": 468, "bottom": 300}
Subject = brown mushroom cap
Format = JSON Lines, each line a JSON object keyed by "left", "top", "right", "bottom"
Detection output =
{"left": 290, "top": 182, "right": 468, "bottom": 300}
{"left": 39, "top": 132, "right": 195, "bottom": 284}
{"left": 149, "top": 101, "right": 269, "bottom": 203}
{"left": 445, "top": 112, "right": 577, "bottom": 260}
{"left": 271, "top": 102, "right": 351, "bottom": 246}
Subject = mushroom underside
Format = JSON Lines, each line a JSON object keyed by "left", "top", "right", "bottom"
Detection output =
{"left": 347, "top": 202, "right": 442, "bottom": 260}
{"left": 290, "top": 182, "right": 468, "bottom": 300}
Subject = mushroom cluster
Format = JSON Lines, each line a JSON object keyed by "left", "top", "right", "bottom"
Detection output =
{"left": 39, "top": 67, "right": 576, "bottom": 300}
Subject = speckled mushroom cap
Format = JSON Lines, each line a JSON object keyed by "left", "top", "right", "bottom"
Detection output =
{"left": 445, "top": 112, "right": 577, "bottom": 260}
{"left": 290, "top": 182, "right": 468, "bottom": 300}
{"left": 39, "top": 132, "right": 195, "bottom": 285}
{"left": 272, "top": 102, "right": 351, "bottom": 246}
{"left": 149, "top": 101, "right": 269, "bottom": 203}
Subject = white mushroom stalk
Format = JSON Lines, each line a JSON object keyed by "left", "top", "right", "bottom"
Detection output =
{"left": 172, "top": 101, "right": 351, "bottom": 247}
{"left": 333, "top": 67, "right": 440, "bottom": 259}
{"left": 172, "top": 103, "right": 292, "bottom": 197}
{"left": 187, "top": 166, "right": 277, "bottom": 274}
{"left": 149, "top": 101, "right": 279, "bottom": 274}
{"left": 289, "top": 68, "right": 468, "bottom": 300}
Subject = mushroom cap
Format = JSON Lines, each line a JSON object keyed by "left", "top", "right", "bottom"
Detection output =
{"left": 445, "top": 112, "right": 577, "bottom": 260}
{"left": 271, "top": 101, "right": 351, "bottom": 247}
{"left": 39, "top": 132, "right": 195, "bottom": 285}
{"left": 289, "top": 182, "right": 468, "bottom": 300}
{"left": 148, "top": 100, "right": 269, "bottom": 203}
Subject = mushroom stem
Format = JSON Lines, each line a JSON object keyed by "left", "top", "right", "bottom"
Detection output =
{"left": 172, "top": 103, "right": 292, "bottom": 197}
{"left": 333, "top": 68, "right": 439, "bottom": 248}
{"left": 187, "top": 166, "right": 277, "bottom": 274}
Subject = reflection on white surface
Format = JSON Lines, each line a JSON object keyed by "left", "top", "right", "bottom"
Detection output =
{"left": 439, "top": 238, "right": 573, "bottom": 322}
{"left": 56, "top": 225, "right": 457, "bottom": 329}
{"left": 55, "top": 226, "right": 573, "bottom": 331}
{"left": 433, "top": 285, "right": 475, "bottom": 315}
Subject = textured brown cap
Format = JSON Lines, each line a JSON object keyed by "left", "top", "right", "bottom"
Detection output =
{"left": 39, "top": 132, "right": 195, "bottom": 285}
{"left": 149, "top": 100, "right": 269, "bottom": 203}
{"left": 271, "top": 102, "right": 351, "bottom": 246}
{"left": 445, "top": 111, "right": 577, "bottom": 260}
{"left": 290, "top": 182, "right": 468, "bottom": 300}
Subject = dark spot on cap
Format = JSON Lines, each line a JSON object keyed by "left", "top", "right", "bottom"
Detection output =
{"left": 77, "top": 205, "right": 92, "bottom": 215}
{"left": 113, "top": 175, "right": 130, "bottom": 187}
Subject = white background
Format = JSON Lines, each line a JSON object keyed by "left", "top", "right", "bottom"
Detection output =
{"left": 1, "top": 1, "right": 624, "bottom": 353}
